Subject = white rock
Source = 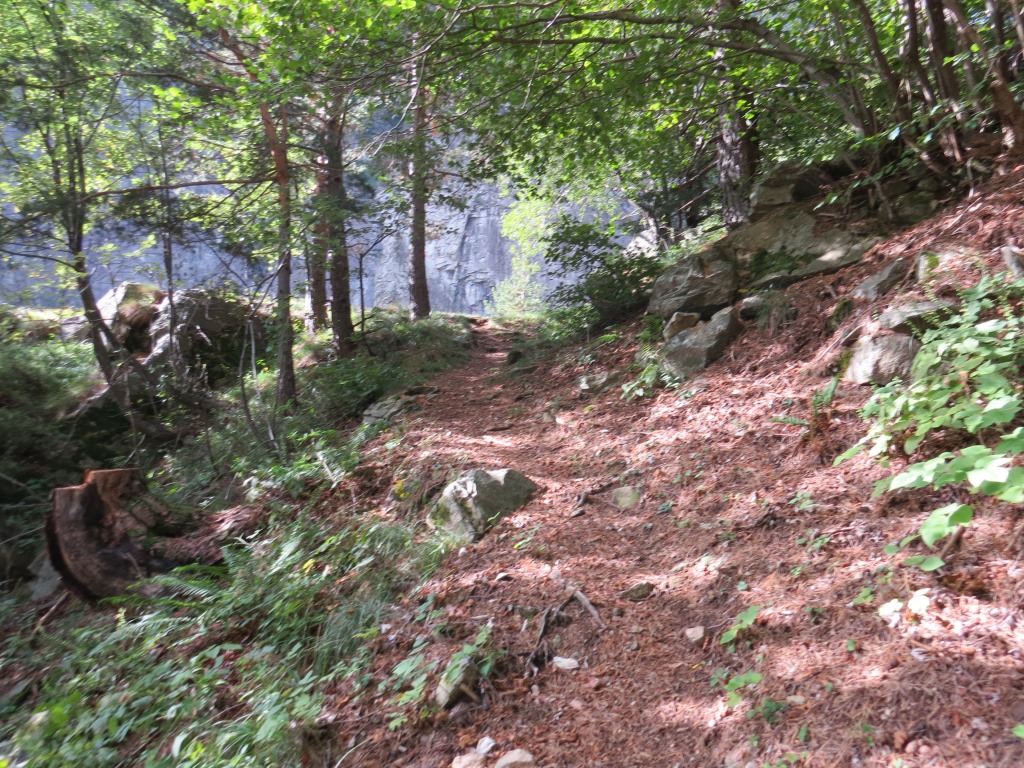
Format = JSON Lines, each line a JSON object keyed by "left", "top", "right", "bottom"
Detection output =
{"left": 552, "top": 656, "right": 580, "bottom": 671}
{"left": 476, "top": 736, "right": 497, "bottom": 754}
{"left": 495, "top": 749, "right": 536, "bottom": 768}
{"left": 684, "top": 626, "right": 706, "bottom": 643}
{"left": 452, "top": 751, "right": 487, "bottom": 768}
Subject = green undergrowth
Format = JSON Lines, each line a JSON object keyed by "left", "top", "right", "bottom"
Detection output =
{"left": 151, "top": 310, "right": 472, "bottom": 510}
{"left": 0, "top": 337, "right": 100, "bottom": 580}
{"left": 1, "top": 514, "right": 455, "bottom": 767}
{"left": 839, "top": 271, "right": 1024, "bottom": 571}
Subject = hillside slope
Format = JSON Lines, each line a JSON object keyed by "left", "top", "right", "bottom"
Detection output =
{"left": 324, "top": 167, "right": 1024, "bottom": 768}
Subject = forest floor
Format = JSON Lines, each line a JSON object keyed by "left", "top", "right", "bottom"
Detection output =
{"left": 320, "top": 168, "right": 1024, "bottom": 768}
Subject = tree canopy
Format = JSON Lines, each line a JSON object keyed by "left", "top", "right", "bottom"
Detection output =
{"left": 3, "top": 0, "right": 1023, "bottom": 395}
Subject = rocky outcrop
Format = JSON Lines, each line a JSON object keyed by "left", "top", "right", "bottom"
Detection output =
{"left": 646, "top": 245, "right": 737, "bottom": 320}
{"left": 659, "top": 307, "right": 742, "bottom": 378}
{"left": 428, "top": 469, "right": 538, "bottom": 541}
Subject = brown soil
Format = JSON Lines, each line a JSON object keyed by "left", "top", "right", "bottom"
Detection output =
{"left": 322, "top": 168, "right": 1024, "bottom": 768}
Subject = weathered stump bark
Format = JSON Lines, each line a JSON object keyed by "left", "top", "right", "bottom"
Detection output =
{"left": 46, "top": 469, "right": 171, "bottom": 600}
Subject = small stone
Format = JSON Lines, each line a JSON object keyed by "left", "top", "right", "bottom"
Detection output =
{"left": 611, "top": 486, "right": 641, "bottom": 509}
{"left": 628, "top": 641, "right": 641, "bottom": 652}
{"left": 684, "top": 626, "right": 706, "bottom": 643}
{"left": 579, "top": 371, "right": 617, "bottom": 393}
{"left": 495, "top": 572, "right": 512, "bottom": 582}
{"left": 552, "top": 656, "right": 580, "bottom": 671}
{"left": 619, "top": 581, "right": 655, "bottom": 601}
{"left": 452, "top": 752, "right": 487, "bottom": 768}
{"left": 785, "top": 695, "right": 806, "bottom": 706}
{"left": 893, "top": 730, "right": 909, "bottom": 752}
{"left": 1010, "top": 700, "right": 1024, "bottom": 720}
{"left": 494, "top": 749, "right": 535, "bottom": 768}
{"left": 476, "top": 736, "right": 496, "bottom": 755}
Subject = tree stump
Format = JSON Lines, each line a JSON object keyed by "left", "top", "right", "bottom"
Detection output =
{"left": 46, "top": 469, "right": 170, "bottom": 600}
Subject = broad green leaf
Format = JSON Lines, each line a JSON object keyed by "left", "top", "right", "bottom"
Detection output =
{"left": 920, "top": 503, "right": 972, "bottom": 548}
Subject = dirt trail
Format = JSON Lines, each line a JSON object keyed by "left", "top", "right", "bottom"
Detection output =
{"left": 332, "top": 234, "right": 1024, "bottom": 767}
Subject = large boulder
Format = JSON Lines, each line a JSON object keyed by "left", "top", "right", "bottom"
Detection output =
{"left": 647, "top": 245, "right": 737, "bottom": 320}
{"left": 146, "top": 290, "right": 264, "bottom": 384}
{"left": 95, "top": 282, "right": 166, "bottom": 352}
{"left": 428, "top": 469, "right": 538, "bottom": 541}
{"left": 660, "top": 306, "right": 742, "bottom": 378}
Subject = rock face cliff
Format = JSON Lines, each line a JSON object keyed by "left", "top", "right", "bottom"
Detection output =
{"left": 366, "top": 185, "right": 516, "bottom": 314}
{"left": 1, "top": 183, "right": 546, "bottom": 316}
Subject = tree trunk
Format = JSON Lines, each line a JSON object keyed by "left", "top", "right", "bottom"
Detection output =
{"left": 945, "top": 0, "right": 1024, "bottom": 150}
{"left": 265, "top": 103, "right": 297, "bottom": 408}
{"left": 408, "top": 59, "right": 431, "bottom": 322}
{"left": 308, "top": 223, "right": 329, "bottom": 331}
{"left": 715, "top": 1, "right": 758, "bottom": 229}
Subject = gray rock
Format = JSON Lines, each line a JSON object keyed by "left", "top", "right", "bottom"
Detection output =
{"left": 428, "top": 469, "right": 538, "bottom": 541}
{"left": 146, "top": 289, "right": 265, "bottom": 381}
{"left": 29, "top": 552, "right": 61, "bottom": 601}
{"left": 852, "top": 258, "right": 911, "bottom": 300}
{"left": 647, "top": 247, "right": 737, "bottom": 320}
{"left": 579, "top": 371, "right": 617, "bottom": 393}
{"left": 916, "top": 249, "right": 962, "bottom": 282}
{"left": 844, "top": 335, "right": 921, "bottom": 385}
{"left": 892, "top": 190, "right": 937, "bottom": 225}
{"left": 662, "top": 311, "right": 700, "bottom": 341}
{"left": 494, "top": 749, "right": 536, "bottom": 768}
{"left": 361, "top": 395, "right": 416, "bottom": 425}
{"left": 620, "top": 581, "right": 655, "bottom": 601}
{"left": 660, "top": 307, "right": 742, "bottom": 378}
{"left": 878, "top": 301, "right": 955, "bottom": 334}
{"left": 748, "top": 271, "right": 797, "bottom": 291}
{"left": 738, "top": 293, "right": 780, "bottom": 320}
{"left": 881, "top": 178, "right": 914, "bottom": 197}
{"left": 685, "top": 626, "right": 706, "bottom": 643}
{"left": 749, "top": 162, "right": 828, "bottom": 213}
{"left": 729, "top": 208, "right": 858, "bottom": 265}
{"left": 788, "top": 241, "right": 873, "bottom": 281}
{"left": 1002, "top": 246, "right": 1024, "bottom": 278}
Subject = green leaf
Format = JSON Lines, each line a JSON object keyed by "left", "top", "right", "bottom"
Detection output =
{"left": 833, "top": 442, "right": 867, "bottom": 465}
{"left": 1013, "top": 723, "right": 1024, "bottom": 738}
{"left": 919, "top": 503, "right": 972, "bottom": 548}
{"left": 905, "top": 555, "right": 945, "bottom": 571}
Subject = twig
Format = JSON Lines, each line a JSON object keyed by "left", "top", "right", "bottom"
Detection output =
{"left": 570, "top": 589, "right": 605, "bottom": 629}
{"left": 33, "top": 593, "right": 69, "bottom": 634}
{"left": 571, "top": 480, "right": 617, "bottom": 514}
{"left": 939, "top": 526, "right": 965, "bottom": 561}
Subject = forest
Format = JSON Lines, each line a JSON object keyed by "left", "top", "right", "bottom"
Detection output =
{"left": 4, "top": 1, "right": 1024, "bottom": 766}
